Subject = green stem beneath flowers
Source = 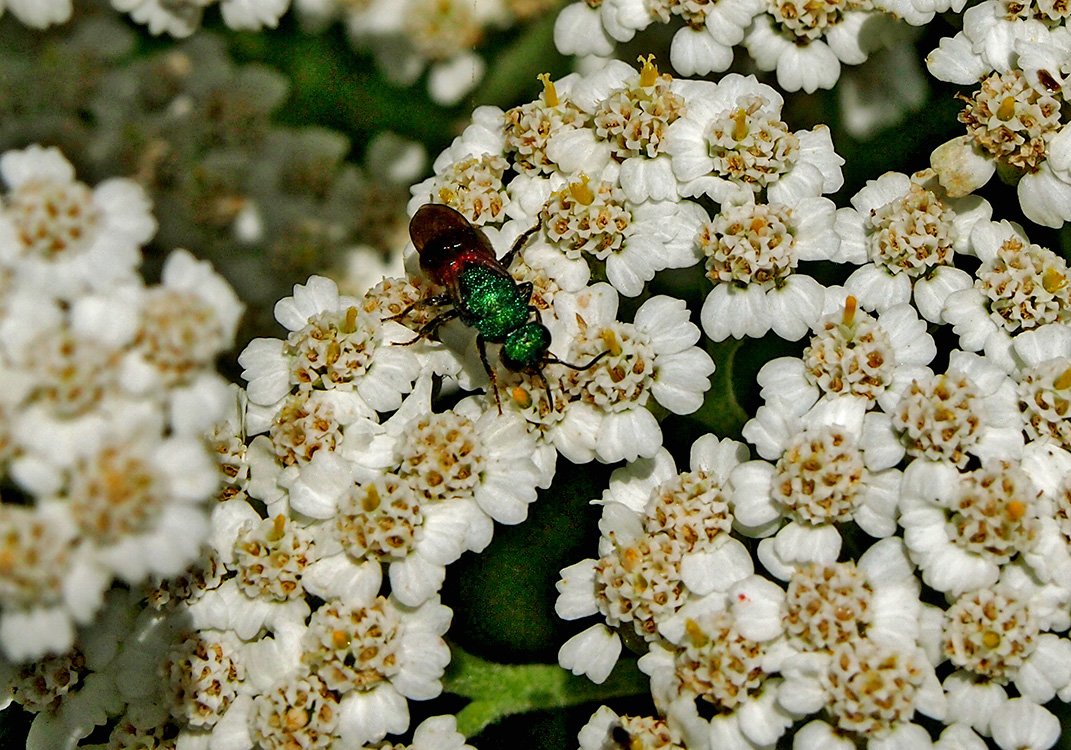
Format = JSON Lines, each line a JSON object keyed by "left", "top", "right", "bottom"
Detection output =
{"left": 444, "top": 646, "right": 648, "bottom": 738}
{"left": 696, "top": 338, "right": 749, "bottom": 438}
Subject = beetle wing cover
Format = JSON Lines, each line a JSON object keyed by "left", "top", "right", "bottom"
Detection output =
{"left": 409, "top": 204, "right": 495, "bottom": 258}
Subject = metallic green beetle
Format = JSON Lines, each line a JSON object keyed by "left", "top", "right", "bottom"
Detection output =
{"left": 396, "top": 203, "right": 604, "bottom": 412}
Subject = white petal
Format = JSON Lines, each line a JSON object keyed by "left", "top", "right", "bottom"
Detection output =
{"left": 389, "top": 555, "right": 446, "bottom": 607}
{"left": 555, "top": 559, "right": 599, "bottom": 619}
{"left": 931, "top": 136, "right": 995, "bottom": 198}
{"left": 337, "top": 685, "right": 409, "bottom": 747}
{"left": 557, "top": 624, "right": 622, "bottom": 684}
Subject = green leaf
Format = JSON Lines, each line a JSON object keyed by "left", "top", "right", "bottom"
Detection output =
{"left": 445, "top": 646, "right": 648, "bottom": 738}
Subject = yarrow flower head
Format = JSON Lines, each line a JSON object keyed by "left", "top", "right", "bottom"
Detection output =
{"left": 781, "top": 538, "right": 924, "bottom": 657}
{"left": 938, "top": 579, "right": 1071, "bottom": 738}
{"left": 535, "top": 284, "right": 715, "bottom": 464}
{"left": 899, "top": 458, "right": 1044, "bottom": 595}
{"left": 779, "top": 636, "right": 945, "bottom": 747}
{"left": 504, "top": 72, "right": 587, "bottom": 178}
{"left": 664, "top": 74, "right": 844, "bottom": 205}
{"left": 555, "top": 435, "right": 753, "bottom": 685}
{"left": 301, "top": 377, "right": 542, "bottom": 606}
{"left": 875, "top": 349, "right": 1025, "bottom": 470}
{"left": 755, "top": 295, "right": 937, "bottom": 416}
{"left": 743, "top": 0, "right": 904, "bottom": 93}
{"left": 1012, "top": 325, "right": 1071, "bottom": 450}
{"left": 734, "top": 396, "right": 903, "bottom": 577}
{"left": 0, "top": 144, "right": 155, "bottom": 300}
{"left": 943, "top": 218, "right": 1071, "bottom": 371}
{"left": 241, "top": 275, "right": 422, "bottom": 415}
{"left": 538, "top": 171, "right": 704, "bottom": 297}
{"left": 838, "top": 170, "right": 993, "bottom": 323}
{"left": 299, "top": 587, "right": 452, "bottom": 746}
{"left": 696, "top": 195, "right": 841, "bottom": 342}
{"left": 637, "top": 576, "right": 790, "bottom": 750}
{"left": 927, "top": 16, "right": 1071, "bottom": 227}
{"left": 547, "top": 56, "right": 689, "bottom": 204}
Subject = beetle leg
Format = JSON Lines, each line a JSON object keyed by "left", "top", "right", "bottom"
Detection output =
{"left": 508, "top": 282, "right": 535, "bottom": 309}
{"left": 385, "top": 293, "right": 453, "bottom": 323}
{"left": 476, "top": 335, "right": 503, "bottom": 415}
{"left": 533, "top": 367, "right": 555, "bottom": 413}
{"left": 397, "top": 307, "right": 460, "bottom": 346}
{"left": 501, "top": 215, "right": 543, "bottom": 269}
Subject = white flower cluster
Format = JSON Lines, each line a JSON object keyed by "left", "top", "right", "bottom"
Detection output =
{"left": 9, "top": 56, "right": 723, "bottom": 748}
{"left": 562, "top": 310, "right": 1071, "bottom": 748}
{"left": 927, "top": 0, "right": 1071, "bottom": 227}
{"left": 451, "top": 58, "right": 1071, "bottom": 750}
{"left": 197, "top": 54, "right": 1071, "bottom": 750}
{"left": 293, "top": 0, "right": 563, "bottom": 105}
{"left": 0, "top": 144, "right": 241, "bottom": 665}
{"left": 8, "top": 31, "right": 1071, "bottom": 748}
{"left": 0, "top": 0, "right": 289, "bottom": 35}
{"left": 554, "top": 0, "right": 941, "bottom": 100}
{"left": 0, "top": 276, "right": 466, "bottom": 747}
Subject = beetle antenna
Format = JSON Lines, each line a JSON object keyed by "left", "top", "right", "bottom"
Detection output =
{"left": 543, "top": 349, "right": 610, "bottom": 371}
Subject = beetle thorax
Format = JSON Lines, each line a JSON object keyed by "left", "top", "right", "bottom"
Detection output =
{"left": 458, "top": 266, "right": 530, "bottom": 341}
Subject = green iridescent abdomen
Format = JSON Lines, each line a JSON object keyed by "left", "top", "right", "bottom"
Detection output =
{"left": 458, "top": 265, "right": 529, "bottom": 340}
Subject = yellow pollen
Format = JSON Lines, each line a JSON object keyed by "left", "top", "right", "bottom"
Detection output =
{"left": 1054, "top": 367, "right": 1071, "bottom": 390}
{"left": 684, "top": 617, "right": 708, "bottom": 647}
{"left": 361, "top": 483, "right": 381, "bottom": 513}
{"left": 599, "top": 328, "right": 622, "bottom": 357}
{"left": 732, "top": 108, "right": 749, "bottom": 141}
{"left": 1006, "top": 499, "right": 1026, "bottom": 521}
{"left": 331, "top": 629, "right": 350, "bottom": 649}
{"left": 537, "top": 72, "right": 559, "bottom": 108}
{"left": 1043, "top": 268, "right": 1067, "bottom": 293}
{"left": 996, "top": 96, "right": 1017, "bottom": 121}
{"left": 0, "top": 549, "right": 14, "bottom": 575}
{"left": 638, "top": 54, "right": 659, "bottom": 88}
{"left": 568, "top": 174, "right": 595, "bottom": 206}
{"left": 511, "top": 386, "right": 532, "bottom": 409}
{"left": 842, "top": 295, "right": 858, "bottom": 326}
{"left": 284, "top": 706, "right": 309, "bottom": 730}
{"left": 982, "top": 630, "right": 1001, "bottom": 649}
{"left": 622, "top": 546, "right": 641, "bottom": 572}
{"left": 342, "top": 305, "right": 359, "bottom": 334}
{"left": 269, "top": 515, "right": 286, "bottom": 541}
